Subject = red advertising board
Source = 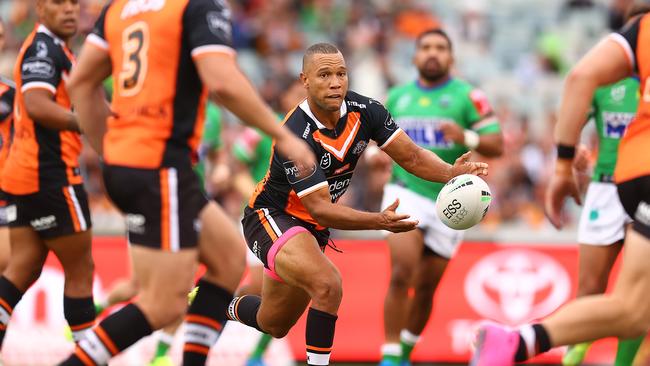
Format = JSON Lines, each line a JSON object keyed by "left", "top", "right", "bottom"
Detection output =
{"left": 0, "top": 237, "right": 623, "bottom": 364}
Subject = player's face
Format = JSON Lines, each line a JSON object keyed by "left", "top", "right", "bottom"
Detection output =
{"left": 302, "top": 52, "right": 348, "bottom": 112}
{"left": 414, "top": 33, "right": 452, "bottom": 82}
{"left": 37, "top": 0, "right": 79, "bottom": 40}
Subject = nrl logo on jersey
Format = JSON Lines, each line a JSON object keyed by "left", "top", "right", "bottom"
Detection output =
{"left": 320, "top": 152, "right": 332, "bottom": 169}
{"left": 610, "top": 85, "right": 626, "bottom": 102}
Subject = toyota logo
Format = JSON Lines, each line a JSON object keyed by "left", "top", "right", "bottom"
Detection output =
{"left": 464, "top": 249, "right": 570, "bottom": 325}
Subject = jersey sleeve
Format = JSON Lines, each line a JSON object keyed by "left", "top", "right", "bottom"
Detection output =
{"left": 20, "top": 39, "right": 64, "bottom": 94}
{"left": 0, "top": 84, "right": 14, "bottom": 122}
{"left": 278, "top": 117, "right": 328, "bottom": 198}
{"left": 86, "top": 4, "right": 110, "bottom": 51}
{"left": 184, "top": 0, "right": 236, "bottom": 59}
{"left": 612, "top": 15, "right": 642, "bottom": 72}
{"left": 367, "top": 98, "right": 403, "bottom": 149}
{"left": 466, "top": 88, "right": 501, "bottom": 135}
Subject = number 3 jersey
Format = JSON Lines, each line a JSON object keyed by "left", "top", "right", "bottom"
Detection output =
{"left": 248, "top": 91, "right": 403, "bottom": 229}
{"left": 88, "top": 0, "right": 235, "bottom": 169}
{"left": 2, "top": 25, "right": 81, "bottom": 195}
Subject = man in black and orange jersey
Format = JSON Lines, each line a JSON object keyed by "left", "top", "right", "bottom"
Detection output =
{"left": 226, "top": 43, "right": 488, "bottom": 366}
{"left": 0, "top": 0, "right": 97, "bottom": 349}
{"left": 470, "top": 6, "right": 650, "bottom": 366}
{"left": 61, "top": 0, "right": 315, "bottom": 365}
{"left": 0, "top": 17, "right": 15, "bottom": 273}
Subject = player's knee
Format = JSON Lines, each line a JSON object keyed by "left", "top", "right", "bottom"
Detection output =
{"left": 265, "top": 323, "right": 292, "bottom": 338}
{"left": 309, "top": 270, "right": 343, "bottom": 307}
{"left": 389, "top": 265, "right": 414, "bottom": 290}
{"left": 413, "top": 280, "right": 437, "bottom": 301}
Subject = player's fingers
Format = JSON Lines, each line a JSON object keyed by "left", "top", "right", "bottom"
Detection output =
{"left": 544, "top": 194, "right": 563, "bottom": 229}
{"left": 456, "top": 151, "right": 472, "bottom": 164}
{"left": 572, "top": 187, "right": 583, "bottom": 206}
{"left": 386, "top": 198, "right": 400, "bottom": 211}
{"left": 388, "top": 213, "right": 411, "bottom": 221}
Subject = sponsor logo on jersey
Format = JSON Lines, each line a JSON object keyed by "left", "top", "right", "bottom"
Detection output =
{"left": 31, "top": 215, "right": 57, "bottom": 231}
{"left": 22, "top": 57, "right": 55, "bottom": 79}
{"left": 320, "top": 152, "right": 331, "bottom": 169}
{"left": 302, "top": 123, "right": 311, "bottom": 139}
{"left": 126, "top": 213, "right": 146, "bottom": 234}
{"left": 352, "top": 140, "right": 367, "bottom": 155}
{"left": 333, "top": 163, "right": 351, "bottom": 175}
{"left": 610, "top": 84, "right": 626, "bottom": 102}
{"left": 465, "top": 249, "right": 570, "bottom": 325}
{"left": 635, "top": 201, "right": 650, "bottom": 226}
{"left": 347, "top": 100, "right": 367, "bottom": 109}
{"left": 2, "top": 205, "right": 16, "bottom": 224}
{"left": 207, "top": 8, "right": 232, "bottom": 39}
{"left": 328, "top": 177, "right": 351, "bottom": 202}
{"left": 469, "top": 89, "right": 492, "bottom": 116}
{"left": 283, "top": 161, "right": 316, "bottom": 184}
{"left": 602, "top": 111, "right": 634, "bottom": 138}
{"left": 252, "top": 240, "right": 260, "bottom": 258}
{"left": 397, "top": 118, "right": 453, "bottom": 148}
{"left": 121, "top": 0, "right": 165, "bottom": 19}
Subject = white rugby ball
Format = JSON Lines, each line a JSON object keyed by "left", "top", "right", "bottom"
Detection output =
{"left": 436, "top": 174, "right": 491, "bottom": 230}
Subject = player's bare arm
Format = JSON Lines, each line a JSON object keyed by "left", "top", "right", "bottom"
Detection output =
{"left": 439, "top": 121, "right": 503, "bottom": 157}
{"left": 382, "top": 131, "right": 488, "bottom": 183}
{"left": 300, "top": 186, "right": 417, "bottom": 232}
{"left": 545, "top": 37, "right": 632, "bottom": 228}
{"left": 23, "top": 88, "right": 79, "bottom": 132}
{"left": 67, "top": 41, "right": 112, "bottom": 154}
{"left": 194, "top": 54, "right": 316, "bottom": 170}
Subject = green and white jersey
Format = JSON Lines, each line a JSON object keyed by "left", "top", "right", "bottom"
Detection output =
{"left": 386, "top": 78, "right": 500, "bottom": 201}
{"left": 589, "top": 77, "right": 639, "bottom": 181}
{"left": 195, "top": 102, "right": 222, "bottom": 184}
{"left": 232, "top": 127, "right": 273, "bottom": 183}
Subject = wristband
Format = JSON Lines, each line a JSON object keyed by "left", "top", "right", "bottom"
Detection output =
{"left": 556, "top": 144, "right": 576, "bottom": 159}
{"left": 463, "top": 130, "right": 480, "bottom": 150}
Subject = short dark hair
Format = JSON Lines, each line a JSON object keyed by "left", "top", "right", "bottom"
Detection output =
{"left": 415, "top": 29, "right": 453, "bottom": 51}
{"left": 626, "top": 1, "right": 650, "bottom": 21}
{"left": 302, "top": 42, "right": 341, "bottom": 70}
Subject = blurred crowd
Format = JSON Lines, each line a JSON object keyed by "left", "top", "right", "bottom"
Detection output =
{"left": 0, "top": 0, "right": 632, "bottom": 235}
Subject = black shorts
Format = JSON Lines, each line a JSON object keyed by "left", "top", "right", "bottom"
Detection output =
{"left": 103, "top": 164, "right": 208, "bottom": 251}
{"left": 618, "top": 175, "right": 650, "bottom": 239}
{"left": 7, "top": 184, "right": 92, "bottom": 239}
{"left": 241, "top": 206, "right": 330, "bottom": 282}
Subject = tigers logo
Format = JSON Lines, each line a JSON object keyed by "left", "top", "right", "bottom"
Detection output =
{"left": 464, "top": 249, "right": 570, "bottom": 325}
{"left": 352, "top": 140, "right": 367, "bottom": 155}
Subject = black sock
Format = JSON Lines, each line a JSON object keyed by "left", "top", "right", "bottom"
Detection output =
{"left": 64, "top": 296, "right": 96, "bottom": 342}
{"left": 0, "top": 276, "right": 23, "bottom": 347}
{"left": 60, "top": 303, "right": 153, "bottom": 365}
{"left": 183, "top": 279, "right": 233, "bottom": 366}
{"left": 515, "top": 324, "right": 552, "bottom": 362}
{"left": 306, "top": 307, "right": 337, "bottom": 366}
{"left": 227, "top": 295, "right": 263, "bottom": 332}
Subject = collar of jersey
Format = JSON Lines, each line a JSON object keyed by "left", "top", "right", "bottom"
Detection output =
{"left": 415, "top": 77, "right": 452, "bottom": 92}
{"left": 299, "top": 99, "right": 347, "bottom": 130}
{"left": 37, "top": 24, "right": 64, "bottom": 46}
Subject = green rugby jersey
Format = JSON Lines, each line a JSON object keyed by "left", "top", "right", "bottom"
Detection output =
{"left": 386, "top": 78, "right": 500, "bottom": 201}
{"left": 232, "top": 127, "right": 273, "bottom": 183}
{"left": 195, "top": 102, "right": 222, "bottom": 185}
{"left": 589, "top": 77, "right": 639, "bottom": 182}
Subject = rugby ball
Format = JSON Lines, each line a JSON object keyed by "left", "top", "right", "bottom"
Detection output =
{"left": 436, "top": 174, "right": 491, "bottom": 230}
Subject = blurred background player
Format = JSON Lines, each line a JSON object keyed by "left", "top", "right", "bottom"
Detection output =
{"left": 377, "top": 29, "right": 503, "bottom": 366}
{"left": 559, "top": 66, "right": 641, "bottom": 366}
{"left": 62, "top": 0, "right": 315, "bottom": 365}
{"left": 231, "top": 77, "right": 307, "bottom": 366}
{"left": 471, "top": 7, "right": 650, "bottom": 366}
{"left": 0, "top": 0, "right": 96, "bottom": 349}
{"left": 227, "top": 42, "right": 488, "bottom": 366}
{"left": 0, "top": 17, "right": 15, "bottom": 273}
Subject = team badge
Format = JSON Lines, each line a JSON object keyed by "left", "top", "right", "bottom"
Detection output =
{"left": 352, "top": 140, "right": 367, "bottom": 155}
{"left": 320, "top": 152, "right": 332, "bottom": 169}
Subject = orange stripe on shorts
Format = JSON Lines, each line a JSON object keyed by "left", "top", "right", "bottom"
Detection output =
{"left": 62, "top": 187, "right": 81, "bottom": 232}
{"left": 94, "top": 326, "right": 119, "bottom": 355}
{"left": 160, "top": 169, "right": 170, "bottom": 251}
{"left": 184, "top": 343, "right": 210, "bottom": 355}
{"left": 256, "top": 209, "right": 278, "bottom": 241}
{"left": 186, "top": 314, "right": 223, "bottom": 331}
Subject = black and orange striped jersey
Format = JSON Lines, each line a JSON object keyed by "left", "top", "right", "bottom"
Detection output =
{"left": 2, "top": 25, "right": 81, "bottom": 195}
{"left": 86, "top": 0, "right": 235, "bottom": 169}
{"left": 611, "top": 14, "right": 650, "bottom": 182}
{"left": 0, "top": 77, "right": 15, "bottom": 184}
{"left": 249, "top": 91, "right": 403, "bottom": 229}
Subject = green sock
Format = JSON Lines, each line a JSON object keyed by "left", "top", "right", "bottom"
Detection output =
{"left": 94, "top": 302, "right": 106, "bottom": 315}
{"left": 250, "top": 333, "right": 273, "bottom": 359}
{"left": 153, "top": 332, "right": 174, "bottom": 358}
{"left": 381, "top": 344, "right": 401, "bottom": 365}
{"left": 614, "top": 336, "right": 644, "bottom": 366}
{"left": 400, "top": 329, "right": 420, "bottom": 361}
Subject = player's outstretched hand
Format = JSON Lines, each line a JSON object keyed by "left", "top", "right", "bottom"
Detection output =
{"left": 451, "top": 151, "right": 488, "bottom": 177}
{"left": 545, "top": 161, "right": 582, "bottom": 230}
{"left": 275, "top": 131, "right": 317, "bottom": 174}
{"left": 379, "top": 199, "right": 419, "bottom": 233}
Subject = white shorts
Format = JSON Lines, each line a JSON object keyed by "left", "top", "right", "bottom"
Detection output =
{"left": 577, "top": 182, "right": 632, "bottom": 245}
{"left": 381, "top": 184, "right": 463, "bottom": 259}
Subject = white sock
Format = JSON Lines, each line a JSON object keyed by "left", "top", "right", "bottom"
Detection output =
{"left": 158, "top": 330, "right": 174, "bottom": 346}
{"left": 400, "top": 329, "right": 421, "bottom": 346}
{"left": 381, "top": 343, "right": 401, "bottom": 357}
{"left": 519, "top": 324, "right": 536, "bottom": 357}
